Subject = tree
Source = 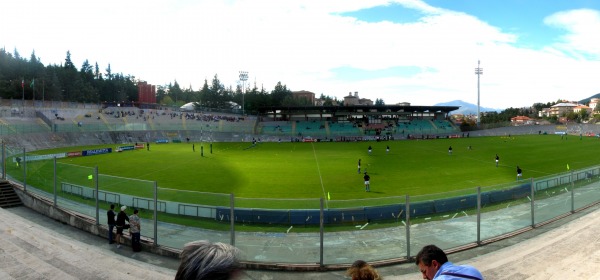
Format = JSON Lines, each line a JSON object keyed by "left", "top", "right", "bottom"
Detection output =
{"left": 578, "top": 109, "right": 589, "bottom": 123}
{"left": 198, "top": 79, "right": 210, "bottom": 106}
{"left": 161, "top": 95, "right": 174, "bottom": 106}
{"left": 64, "top": 51, "right": 76, "bottom": 70}
{"left": 156, "top": 85, "right": 167, "bottom": 104}
{"left": 375, "top": 98, "right": 385, "bottom": 106}
{"left": 94, "top": 62, "right": 102, "bottom": 80}
{"left": 203, "top": 74, "right": 229, "bottom": 109}
{"left": 459, "top": 119, "right": 477, "bottom": 131}
{"left": 169, "top": 80, "right": 183, "bottom": 105}
{"left": 271, "top": 81, "right": 291, "bottom": 106}
{"left": 47, "top": 72, "right": 62, "bottom": 101}
{"left": 80, "top": 59, "right": 94, "bottom": 82}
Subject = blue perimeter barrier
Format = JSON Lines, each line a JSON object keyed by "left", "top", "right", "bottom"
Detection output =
{"left": 214, "top": 183, "right": 532, "bottom": 225}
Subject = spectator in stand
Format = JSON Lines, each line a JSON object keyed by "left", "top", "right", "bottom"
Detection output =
{"left": 129, "top": 209, "right": 141, "bottom": 252}
{"left": 415, "top": 244, "right": 483, "bottom": 280}
{"left": 107, "top": 204, "right": 116, "bottom": 244}
{"left": 115, "top": 206, "right": 129, "bottom": 249}
{"left": 175, "top": 240, "right": 241, "bottom": 280}
{"left": 346, "top": 260, "right": 381, "bottom": 280}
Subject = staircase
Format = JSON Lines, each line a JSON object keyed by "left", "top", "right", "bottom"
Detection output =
{"left": 0, "top": 180, "right": 22, "bottom": 208}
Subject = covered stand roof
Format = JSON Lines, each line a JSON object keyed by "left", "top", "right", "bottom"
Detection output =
{"left": 257, "top": 105, "right": 460, "bottom": 115}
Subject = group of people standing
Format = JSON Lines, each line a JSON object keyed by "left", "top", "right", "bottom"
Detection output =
{"left": 359, "top": 145, "right": 390, "bottom": 192}
{"left": 177, "top": 240, "right": 486, "bottom": 280}
{"left": 358, "top": 158, "right": 371, "bottom": 192}
{"left": 107, "top": 204, "right": 141, "bottom": 251}
{"left": 344, "top": 244, "right": 483, "bottom": 280}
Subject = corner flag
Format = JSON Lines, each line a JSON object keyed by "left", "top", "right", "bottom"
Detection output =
{"left": 327, "top": 192, "right": 331, "bottom": 200}
{"left": 88, "top": 174, "right": 93, "bottom": 180}
{"left": 567, "top": 164, "right": 570, "bottom": 170}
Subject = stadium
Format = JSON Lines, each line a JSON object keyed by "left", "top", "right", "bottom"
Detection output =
{"left": 2, "top": 100, "right": 600, "bottom": 274}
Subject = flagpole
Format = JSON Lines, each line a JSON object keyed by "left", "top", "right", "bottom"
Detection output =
{"left": 42, "top": 79, "right": 45, "bottom": 107}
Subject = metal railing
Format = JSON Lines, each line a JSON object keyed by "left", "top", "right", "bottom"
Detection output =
{"left": 3, "top": 144, "right": 600, "bottom": 267}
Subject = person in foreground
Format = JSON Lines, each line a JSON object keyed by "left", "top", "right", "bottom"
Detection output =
{"left": 346, "top": 259, "right": 381, "bottom": 280}
{"left": 175, "top": 240, "right": 241, "bottom": 280}
{"left": 415, "top": 245, "right": 483, "bottom": 280}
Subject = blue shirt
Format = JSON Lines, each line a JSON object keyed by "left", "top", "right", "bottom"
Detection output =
{"left": 434, "top": 262, "right": 483, "bottom": 280}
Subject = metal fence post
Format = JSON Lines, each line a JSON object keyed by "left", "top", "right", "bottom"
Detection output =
{"left": 571, "top": 170, "right": 575, "bottom": 213}
{"left": 2, "top": 142, "right": 5, "bottom": 179}
{"left": 405, "top": 194, "right": 411, "bottom": 258}
{"left": 530, "top": 177, "right": 535, "bottom": 227}
{"left": 53, "top": 157, "right": 57, "bottom": 206}
{"left": 95, "top": 166, "right": 99, "bottom": 225}
{"left": 154, "top": 181, "right": 158, "bottom": 246}
{"left": 230, "top": 193, "right": 235, "bottom": 246}
{"left": 477, "top": 186, "right": 481, "bottom": 245}
{"left": 22, "top": 148, "right": 26, "bottom": 192}
{"left": 320, "top": 197, "right": 324, "bottom": 267}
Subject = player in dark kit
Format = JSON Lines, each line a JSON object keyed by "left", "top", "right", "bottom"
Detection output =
{"left": 363, "top": 172, "right": 370, "bottom": 192}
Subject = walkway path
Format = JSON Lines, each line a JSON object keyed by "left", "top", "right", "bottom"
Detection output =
{"left": 1, "top": 204, "right": 599, "bottom": 279}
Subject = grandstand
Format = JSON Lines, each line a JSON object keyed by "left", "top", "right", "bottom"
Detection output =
{"left": 2, "top": 102, "right": 600, "bottom": 272}
{"left": 3, "top": 103, "right": 468, "bottom": 142}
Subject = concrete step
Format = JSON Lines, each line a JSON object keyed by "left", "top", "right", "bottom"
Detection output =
{"left": 0, "top": 181, "right": 23, "bottom": 208}
{"left": 0, "top": 207, "right": 176, "bottom": 279}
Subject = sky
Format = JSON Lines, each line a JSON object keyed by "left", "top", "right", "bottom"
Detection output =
{"left": 1, "top": 0, "right": 599, "bottom": 109}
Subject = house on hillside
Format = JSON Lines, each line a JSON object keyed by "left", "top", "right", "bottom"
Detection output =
{"left": 511, "top": 115, "right": 534, "bottom": 126}
{"left": 545, "top": 103, "right": 578, "bottom": 117}
{"left": 343, "top": 92, "right": 373, "bottom": 106}
{"left": 589, "top": 98, "right": 600, "bottom": 111}
{"left": 574, "top": 104, "right": 592, "bottom": 115}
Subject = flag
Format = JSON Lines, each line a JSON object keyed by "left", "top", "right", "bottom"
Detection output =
{"left": 567, "top": 164, "right": 570, "bottom": 170}
{"left": 327, "top": 192, "right": 330, "bottom": 200}
{"left": 21, "top": 79, "right": 24, "bottom": 88}
{"left": 30, "top": 78, "right": 34, "bottom": 88}
{"left": 88, "top": 174, "right": 93, "bottom": 180}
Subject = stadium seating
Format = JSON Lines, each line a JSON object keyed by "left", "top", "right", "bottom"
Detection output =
{"left": 328, "top": 122, "right": 361, "bottom": 136}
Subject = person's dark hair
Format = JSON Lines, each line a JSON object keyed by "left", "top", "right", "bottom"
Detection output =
{"left": 110, "top": 204, "right": 114, "bottom": 210}
{"left": 415, "top": 244, "right": 448, "bottom": 266}
{"left": 175, "top": 240, "right": 241, "bottom": 280}
{"left": 346, "top": 259, "right": 381, "bottom": 280}
{"left": 133, "top": 209, "right": 139, "bottom": 214}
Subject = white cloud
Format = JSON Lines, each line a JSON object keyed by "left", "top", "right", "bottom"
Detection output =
{"left": 1, "top": 0, "right": 599, "bottom": 109}
{"left": 544, "top": 9, "right": 600, "bottom": 58}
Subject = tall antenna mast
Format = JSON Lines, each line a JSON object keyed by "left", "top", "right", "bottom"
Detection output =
{"left": 475, "top": 60, "right": 483, "bottom": 126}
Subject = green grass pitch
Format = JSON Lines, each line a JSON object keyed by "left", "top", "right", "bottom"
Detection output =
{"left": 20, "top": 134, "right": 599, "bottom": 205}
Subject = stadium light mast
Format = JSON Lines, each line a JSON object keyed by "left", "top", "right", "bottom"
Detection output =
{"left": 475, "top": 60, "right": 483, "bottom": 127}
{"left": 239, "top": 71, "right": 248, "bottom": 115}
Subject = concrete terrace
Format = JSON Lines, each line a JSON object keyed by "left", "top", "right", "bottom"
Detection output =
{"left": 2, "top": 202, "right": 600, "bottom": 279}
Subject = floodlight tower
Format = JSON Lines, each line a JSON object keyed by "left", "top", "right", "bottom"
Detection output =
{"left": 475, "top": 60, "right": 483, "bottom": 126}
{"left": 239, "top": 71, "right": 248, "bottom": 115}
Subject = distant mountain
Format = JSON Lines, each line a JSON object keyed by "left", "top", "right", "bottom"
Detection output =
{"left": 580, "top": 93, "right": 600, "bottom": 104}
{"left": 434, "top": 100, "right": 501, "bottom": 115}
